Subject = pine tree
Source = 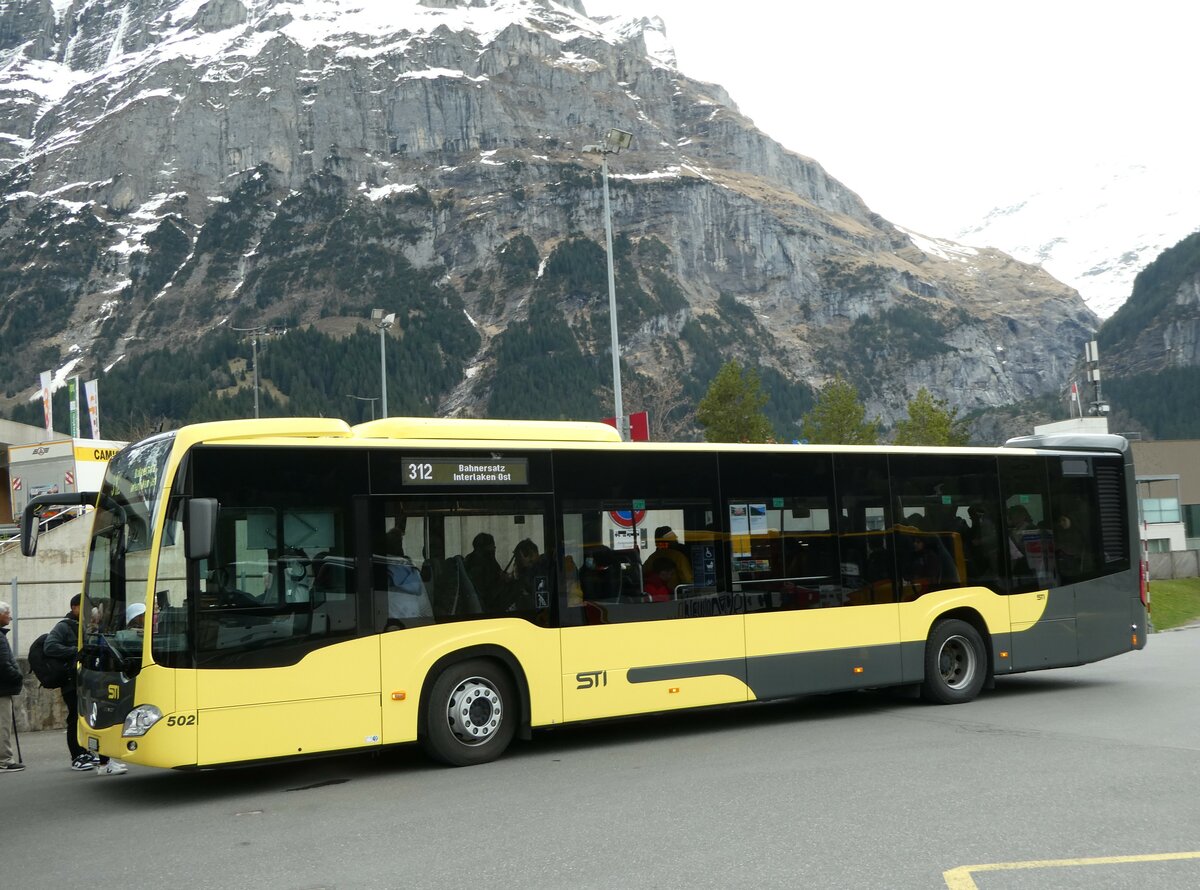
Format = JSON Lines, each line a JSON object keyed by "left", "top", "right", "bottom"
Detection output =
{"left": 800, "top": 376, "right": 880, "bottom": 444}
{"left": 696, "top": 360, "right": 774, "bottom": 443}
{"left": 893, "top": 387, "right": 970, "bottom": 446}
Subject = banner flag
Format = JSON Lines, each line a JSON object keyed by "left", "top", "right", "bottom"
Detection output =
{"left": 40, "top": 370, "right": 53, "bottom": 433}
{"left": 84, "top": 378, "right": 101, "bottom": 439}
{"left": 69, "top": 376, "right": 80, "bottom": 437}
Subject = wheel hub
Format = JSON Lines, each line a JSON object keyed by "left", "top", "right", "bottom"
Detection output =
{"left": 447, "top": 678, "right": 503, "bottom": 745}
{"left": 939, "top": 635, "right": 976, "bottom": 689}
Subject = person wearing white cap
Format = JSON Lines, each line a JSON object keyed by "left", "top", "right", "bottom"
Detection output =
{"left": 126, "top": 602, "right": 146, "bottom": 629}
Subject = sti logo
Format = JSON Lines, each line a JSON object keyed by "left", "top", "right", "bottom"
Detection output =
{"left": 575, "top": 670, "right": 608, "bottom": 690}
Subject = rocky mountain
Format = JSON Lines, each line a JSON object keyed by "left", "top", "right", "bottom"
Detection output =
{"left": 0, "top": 0, "right": 1099, "bottom": 437}
{"left": 956, "top": 159, "right": 1200, "bottom": 320}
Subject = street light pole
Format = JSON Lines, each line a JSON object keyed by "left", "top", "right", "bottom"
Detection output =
{"left": 600, "top": 150, "right": 624, "bottom": 439}
{"left": 583, "top": 127, "right": 633, "bottom": 440}
{"left": 371, "top": 310, "right": 396, "bottom": 418}
{"left": 232, "top": 325, "right": 267, "bottom": 418}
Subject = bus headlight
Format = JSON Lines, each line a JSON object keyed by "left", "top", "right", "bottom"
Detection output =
{"left": 123, "top": 705, "right": 163, "bottom": 737}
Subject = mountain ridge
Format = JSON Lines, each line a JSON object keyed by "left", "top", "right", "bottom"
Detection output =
{"left": 1, "top": 0, "right": 1097, "bottom": 437}
{"left": 956, "top": 158, "right": 1200, "bottom": 319}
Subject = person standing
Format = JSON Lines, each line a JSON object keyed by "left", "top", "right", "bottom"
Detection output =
{"left": 45, "top": 594, "right": 127, "bottom": 775}
{"left": 0, "top": 600, "right": 25, "bottom": 772}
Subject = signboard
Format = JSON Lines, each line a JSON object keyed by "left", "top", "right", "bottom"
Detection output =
{"left": 608, "top": 509, "right": 646, "bottom": 528}
{"left": 401, "top": 457, "right": 529, "bottom": 486}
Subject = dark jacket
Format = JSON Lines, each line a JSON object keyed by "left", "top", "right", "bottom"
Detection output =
{"left": 44, "top": 614, "right": 79, "bottom": 662}
{"left": 44, "top": 614, "right": 79, "bottom": 690}
{"left": 0, "top": 626, "right": 22, "bottom": 697}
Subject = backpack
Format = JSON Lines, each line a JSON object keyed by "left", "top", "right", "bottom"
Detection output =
{"left": 27, "top": 633, "right": 71, "bottom": 689}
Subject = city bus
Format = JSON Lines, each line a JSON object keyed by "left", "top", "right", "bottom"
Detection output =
{"left": 21, "top": 417, "right": 1147, "bottom": 769}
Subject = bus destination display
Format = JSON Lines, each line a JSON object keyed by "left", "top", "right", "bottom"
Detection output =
{"left": 402, "top": 457, "right": 529, "bottom": 486}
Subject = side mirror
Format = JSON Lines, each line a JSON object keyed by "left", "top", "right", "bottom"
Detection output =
{"left": 20, "top": 504, "right": 40, "bottom": 557}
{"left": 19, "top": 492, "right": 96, "bottom": 557}
{"left": 185, "top": 498, "right": 219, "bottom": 561}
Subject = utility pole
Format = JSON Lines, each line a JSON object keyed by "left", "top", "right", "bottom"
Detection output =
{"left": 370, "top": 310, "right": 396, "bottom": 418}
{"left": 232, "top": 325, "right": 268, "bottom": 418}
{"left": 582, "top": 127, "right": 634, "bottom": 440}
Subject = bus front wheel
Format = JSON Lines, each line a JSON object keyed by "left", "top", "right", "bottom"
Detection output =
{"left": 921, "top": 619, "right": 987, "bottom": 704}
{"left": 423, "top": 659, "right": 517, "bottom": 766}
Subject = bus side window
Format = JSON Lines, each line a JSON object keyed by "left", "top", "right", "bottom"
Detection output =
{"left": 999, "top": 455, "right": 1055, "bottom": 593}
{"left": 835, "top": 454, "right": 897, "bottom": 606}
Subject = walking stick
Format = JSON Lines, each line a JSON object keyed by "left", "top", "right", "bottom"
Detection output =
{"left": 10, "top": 704, "right": 19, "bottom": 764}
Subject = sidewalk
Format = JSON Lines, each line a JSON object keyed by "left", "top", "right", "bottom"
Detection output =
{"left": 9, "top": 726, "right": 81, "bottom": 768}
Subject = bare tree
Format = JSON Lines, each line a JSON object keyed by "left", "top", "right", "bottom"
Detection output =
{"left": 623, "top": 371, "right": 696, "bottom": 441}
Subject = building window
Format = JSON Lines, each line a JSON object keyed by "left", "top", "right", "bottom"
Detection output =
{"left": 1183, "top": 504, "right": 1200, "bottom": 539}
{"left": 1146, "top": 538, "right": 1172, "bottom": 554}
{"left": 1140, "top": 498, "right": 1181, "bottom": 524}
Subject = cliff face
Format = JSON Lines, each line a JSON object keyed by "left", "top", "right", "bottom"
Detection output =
{"left": 0, "top": 0, "right": 1097, "bottom": 430}
{"left": 1100, "top": 232, "right": 1200, "bottom": 377}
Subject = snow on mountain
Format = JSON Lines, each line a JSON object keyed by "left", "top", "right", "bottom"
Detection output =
{"left": 955, "top": 158, "right": 1200, "bottom": 319}
{"left": 0, "top": 0, "right": 1099, "bottom": 429}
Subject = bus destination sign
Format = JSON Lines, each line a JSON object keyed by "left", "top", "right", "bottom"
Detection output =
{"left": 402, "top": 457, "right": 528, "bottom": 486}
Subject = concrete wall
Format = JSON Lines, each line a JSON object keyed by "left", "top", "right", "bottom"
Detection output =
{"left": 12, "top": 664, "right": 69, "bottom": 733}
{"left": 2, "top": 515, "right": 89, "bottom": 733}
{"left": 1, "top": 513, "right": 92, "bottom": 659}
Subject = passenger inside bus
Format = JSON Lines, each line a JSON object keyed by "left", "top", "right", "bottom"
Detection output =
{"left": 382, "top": 524, "right": 432, "bottom": 627}
{"left": 509, "top": 539, "right": 548, "bottom": 609}
{"left": 1051, "top": 510, "right": 1086, "bottom": 580}
{"left": 965, "top": 503, "right": 1000, "bottom": 584}
{"left": 642, "top": 552, "right": 680, "bottom": 601}
{"left": 463, "top": 532, "right": 511, "bottom": 611}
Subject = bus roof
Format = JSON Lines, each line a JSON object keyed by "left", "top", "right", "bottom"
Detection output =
{"left": 352, "top": 417, "right": 622, "bottom": 442}
{"left": 166, "top": 417, "right": 1127, "bottom": 457}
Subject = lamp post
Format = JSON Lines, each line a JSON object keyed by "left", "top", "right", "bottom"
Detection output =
{"left": 371, "top": 310, "right": 396, "bottom": 418}
{"left": 346, "top": 394, "right": 378, "bottom": 422}
{"left": 583, "top": 127, "right": 633, "bottom": 440}
{"left": 232, "top": 324, "right": 267, "bottom": 418}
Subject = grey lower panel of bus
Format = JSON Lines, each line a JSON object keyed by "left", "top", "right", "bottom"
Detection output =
{"left": 624, "top": 592, "right": 1128, "bottom": 705}
{"left": 627, "top": 645, "right": 909, "bottom": 701}
{"left": 627, "top": 578, "right": 1139, "bottom": 699}
{"left": 1009, "top": 575, "right": 1140, "bottom": 673}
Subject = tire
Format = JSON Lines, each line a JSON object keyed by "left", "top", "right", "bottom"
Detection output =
{"left": 921, "top": 619, "right": 987, "bottom": 704}
{"left": 422, "top": 659, "right": 517, "bottom": 766}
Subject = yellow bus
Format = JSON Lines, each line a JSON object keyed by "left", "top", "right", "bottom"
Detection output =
{"left": 21, "top": 418, "right": 1147, "bottom": 769}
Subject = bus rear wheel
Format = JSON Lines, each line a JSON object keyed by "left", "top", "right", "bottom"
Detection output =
{"left": 921, "top": 619, "right": 987, "bottom": 704}
{"left": 423, "top": 659, "right": 517, "bottom": 766}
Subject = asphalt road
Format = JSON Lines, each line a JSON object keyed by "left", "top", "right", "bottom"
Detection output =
{"left": 5, "top": 628, "right": 1199, "bottom": 890}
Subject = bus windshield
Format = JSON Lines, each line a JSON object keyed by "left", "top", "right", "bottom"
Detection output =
{"left": 82, "top": 433, "right": 175, "bottom": 668}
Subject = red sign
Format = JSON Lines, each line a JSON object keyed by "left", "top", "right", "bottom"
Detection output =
{"left": 609, "top": 509, "right": 647, "bottom": 528}
{"left": 11, "top": 477, "right": 20, "bottom": 491}
{"left": 65, "top": 470, "right": 75, "bottom": 486}
{"left": 601, "top": 410, "right": 650, "bottom": 441}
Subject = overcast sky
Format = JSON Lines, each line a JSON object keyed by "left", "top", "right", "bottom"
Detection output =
{"left": 587, "top": 0, "right": 1197, "bottom": 238}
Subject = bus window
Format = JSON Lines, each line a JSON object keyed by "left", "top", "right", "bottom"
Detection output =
{"left": 370, "top": 496, "right": 552, "bottom": 631}
{"left": 1047, "top": 455, "right": 1128, "bottom": 583}
{"left": 196, "top": 504, "right": 353, "bottom": 665}
{"left": 888, "top": 454, "right": 1003, "bottom": 596}
{"left": 554, "top": 450, "right": 720, "bottom": 625}
{"left": 561, "top": 497, "right": 716, "bottom": 622}
{"left": 999, "top": 456, "right": 1054, "bottom": 593}
{"left": 719, "top": 452, "right": 838, "bottom": 612}
{"left": 151, "top": 499, "right": 189, "bottom": 668}
{"left": 835, "top": 454, "right": 897, "bottom": 606}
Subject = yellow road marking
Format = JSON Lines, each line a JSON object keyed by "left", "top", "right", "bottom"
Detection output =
{"left": 944, "top": 852, "right": 1200, "bottom": 889}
